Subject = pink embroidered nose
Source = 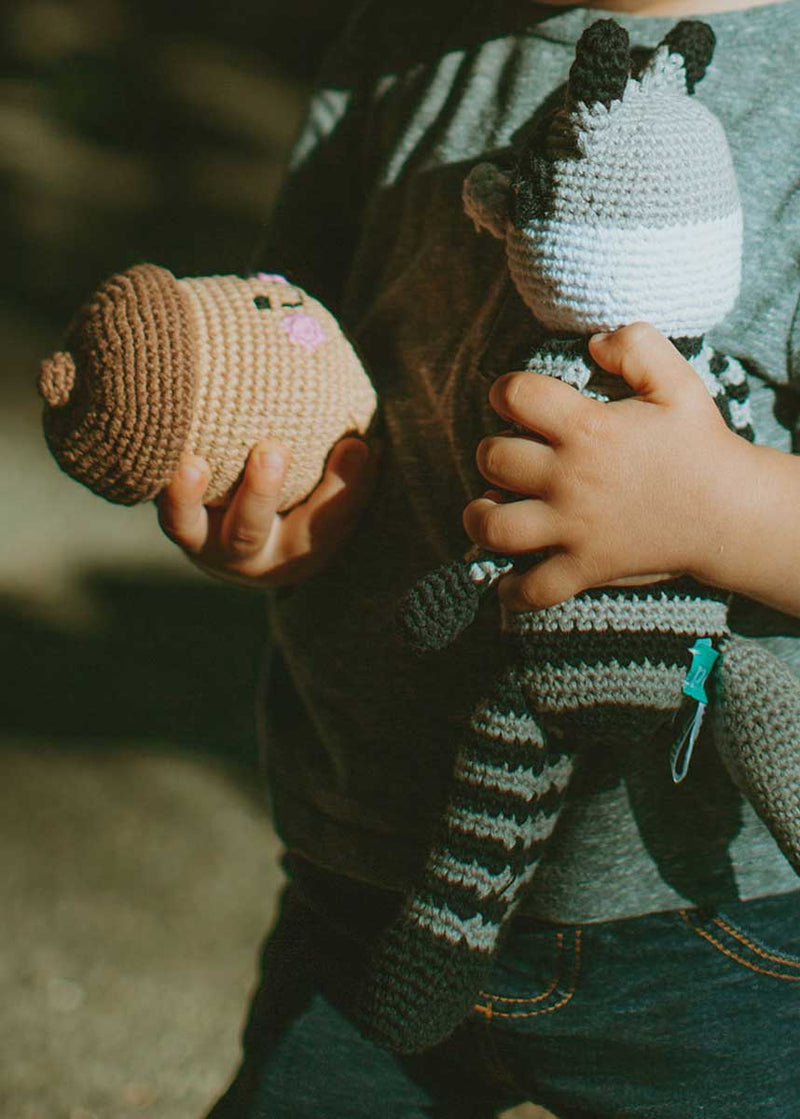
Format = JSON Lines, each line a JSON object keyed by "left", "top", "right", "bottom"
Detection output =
{"left": 281, "top": 312, "right": 326, "bottom": 351}
{"left": 257, "top": 272, "right": 288, "bottom": 284}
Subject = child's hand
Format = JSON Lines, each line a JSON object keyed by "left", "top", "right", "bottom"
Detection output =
{"left": 464, "top": 322, "right": 749, "bottom": 612}
{"left": 157, "top": 436, "right": 378, "bottom": 587}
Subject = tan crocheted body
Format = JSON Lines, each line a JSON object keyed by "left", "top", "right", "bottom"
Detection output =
{"left": 38, "top": 266, "right": 376, "bottom": 510}
{"left": 179, "top": 273, "right": 376, "bottom": 509}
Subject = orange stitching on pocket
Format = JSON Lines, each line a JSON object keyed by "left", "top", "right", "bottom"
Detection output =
{"left": 712, "top": 915, "right": 800, "bottom": 970}
{"left": 475, "top": 929, "right": 582, "bottom": 1019}
{"left": 477, "top": 932, "right": 564, "bottom": 1006}
{"left": 682, "top": 911, "right": 800, "bottom": 982}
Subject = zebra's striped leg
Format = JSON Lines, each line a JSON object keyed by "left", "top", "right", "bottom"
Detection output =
{"left": 705, "top": 348, "right": 755, "bottom": 443}
{"left": 357, "top": 674, "right": 574, "bottom": 1054}
{"left": 714, "top": 636, "right": 800, "bottom": 875}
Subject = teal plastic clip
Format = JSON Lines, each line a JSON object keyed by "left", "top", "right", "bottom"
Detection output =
{"left": 682, "top": 638, "right": 720, "bottom": 704}
{"left": 670, "top": 638, "right": 720, "bottom": 784}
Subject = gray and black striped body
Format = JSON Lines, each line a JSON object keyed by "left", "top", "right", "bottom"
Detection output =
{"left": 356, "top": 19, "right": 800, "bottom": 1057}
{"left": 358, "top": 339, "right": 753, "bottom": 1054}
{"left": 521, "top": 333, "right": 753, "bottom": 436}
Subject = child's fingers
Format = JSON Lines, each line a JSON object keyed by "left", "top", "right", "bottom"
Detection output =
{"left": 588, "top": 323, "right": 699, "bottom": 404}
{"left": 463, "top": 493, "right": 560, "bottom": 555}
{"left": 220, "top": 440, "right": 289, "bottom": 561}
{"left": 157, "top": 455, "right": 211, "bottom": 554}
{"left": 500, "top": 556, "right": 674, "bottom": 612}
{"left": 604, "top": 572, "right": 673, "bottom": 588}
{"left": 476, "top": 431, "right": 554, "bottom": 494}
{"left": 281, "top": 438, "right": 376, "bottom": 567}
{"left": 498, "top": 552, "right": 586, "bottom": 612}
{"left": 489, "top": 371, "right": 592, "bottom": 444}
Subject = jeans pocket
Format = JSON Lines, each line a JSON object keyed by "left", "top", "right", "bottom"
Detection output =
{"left": 680, "top": 893, "right": 800, "bottom": 983}
{"left": 472, "top": 924, "right": 582, "bottom": 1023}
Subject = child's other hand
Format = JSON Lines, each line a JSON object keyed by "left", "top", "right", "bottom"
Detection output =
{"left": 157, "top": 436, "right": 378, "bottom": 587}
{"left": 464, "top": 322, "right": 748, "bottom": 612}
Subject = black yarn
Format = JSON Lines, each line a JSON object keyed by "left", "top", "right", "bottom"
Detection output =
{"left": 512, "top": 149, "right": 556, "bottom": 225}
{"left": 671, "top": 335, "right": 704, "bottom": 359}
{"left": 663, "top": 20, "right": 716, "bottom": 94}
{"left": 511, "top": 110, "right": 562, "bottom": 225}
{"left": 707, "top": 350, "right": 728, "bottom": 376}
{"left": 396, "top": 559, "right": 486, "bottom": 653}
{"left": 568, "top": 20, "right": 631, "bottom": 109}
{"left": 366, "top": 15, "right": 763, "bottom": 1059}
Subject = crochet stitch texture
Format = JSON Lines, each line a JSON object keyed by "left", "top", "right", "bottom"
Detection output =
{"left": 358, "top": 18, "right": 800, "bottom": 1056}
{"left": 39, "top": 268, "right": 376, "bottom": 510}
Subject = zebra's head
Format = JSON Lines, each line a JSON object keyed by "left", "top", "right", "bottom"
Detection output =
{"left": 463, "top": 19, "right": 742, "bottom": 338}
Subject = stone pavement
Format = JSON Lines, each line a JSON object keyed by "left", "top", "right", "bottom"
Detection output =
{"left": 1, "top": 741, "right": 282, "bottom": 1119}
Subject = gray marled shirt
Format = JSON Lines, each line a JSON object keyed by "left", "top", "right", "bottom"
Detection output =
{"left": 259, "top": 0, "right": 800, "bottom": 921}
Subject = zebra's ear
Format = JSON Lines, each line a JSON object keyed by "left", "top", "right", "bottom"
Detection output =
{"left": 463, "top": 163, "right": 510, "bottom": 240}
{"left": 568, "top": 19, "right": 631, "bottom": 109}
{"left": 660, "top": 20, "right": 716, "bottom": 93}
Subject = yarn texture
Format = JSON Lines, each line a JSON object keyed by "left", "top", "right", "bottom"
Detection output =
{"left": 358, "top": 18, "right": 800, "bottom": 1057}
{"left": 39, "top": 268, "right": 376, "bottom": 509}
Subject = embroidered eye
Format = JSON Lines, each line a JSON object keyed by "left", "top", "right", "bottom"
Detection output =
{"left": 254, "top": 294, "right": 304, "bottom": 311}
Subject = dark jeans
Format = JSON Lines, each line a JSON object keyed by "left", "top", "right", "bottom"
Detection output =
{"left": 206, "top": 860, "right": 800, "bottom": 1118}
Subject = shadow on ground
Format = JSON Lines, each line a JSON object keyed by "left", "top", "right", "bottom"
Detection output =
{"left": 3, "top": 571, "right": 268, "bottom": 775}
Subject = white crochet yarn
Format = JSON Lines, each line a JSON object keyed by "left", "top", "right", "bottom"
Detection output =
{"left": 468, "top": 41, "right": 743, "bottom": 337}
{"left": 507, "top": 210, "right": 743, "bottom": 335}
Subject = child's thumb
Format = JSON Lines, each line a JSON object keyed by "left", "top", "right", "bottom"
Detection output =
{"left": 327, "top": 436, "right": 375, "bottom": 484}
{"left": 302, "top": 437, "right": 378, "bottom": 549}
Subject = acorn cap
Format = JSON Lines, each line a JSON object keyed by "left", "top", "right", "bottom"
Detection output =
{"left": 38, "top": 263, "right": 194, "bottom": 504}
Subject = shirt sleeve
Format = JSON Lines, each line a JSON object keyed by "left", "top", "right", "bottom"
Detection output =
{"left": 253, "top": 2, "right": 381, "bottom": 317}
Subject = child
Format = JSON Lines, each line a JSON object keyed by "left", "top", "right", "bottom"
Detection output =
{"left": 158, "top": 1, "right": 800, "bottom": 1115}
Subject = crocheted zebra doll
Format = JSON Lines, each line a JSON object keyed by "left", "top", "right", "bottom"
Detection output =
{"left": 358, "top": 19, "right": 800, "bottom": 1055}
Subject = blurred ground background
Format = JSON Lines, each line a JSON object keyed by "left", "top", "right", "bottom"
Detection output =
{"left": 1, "top": 3, "right": 550, "bottom": 1117}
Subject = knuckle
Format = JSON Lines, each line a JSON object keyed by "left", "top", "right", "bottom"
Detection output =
{"left": 509, "top": 576, "right": 545, "bottom": 613}
{"left": 573, "top": 402, "right": 604, "bottom": 443}
{"left": 157, "top": 518, "right": 201, "bottom": 557}
{"left": 247, "top": 473, "right": 283, "bottom": 501}
{"left": 226, "top": 526, "right": 264, "bottom": 555}
{"left": 521, "top": 553, "right": 586, "bottom": 611}
{"left": 525, "top": 570, "right": 566, "bottom": 611}
{"left": 620, "top": 321, "right": 653, "bottom": 349}
{"left": 571, "top": 550, "right": 601, "bottom": 589}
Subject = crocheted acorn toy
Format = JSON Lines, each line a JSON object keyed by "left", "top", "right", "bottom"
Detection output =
{"left": 358, "top": 19, "right": 800, "bottom": 1055}
{"left": 38, "top": 268, "right": 377, "bottom": 510}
